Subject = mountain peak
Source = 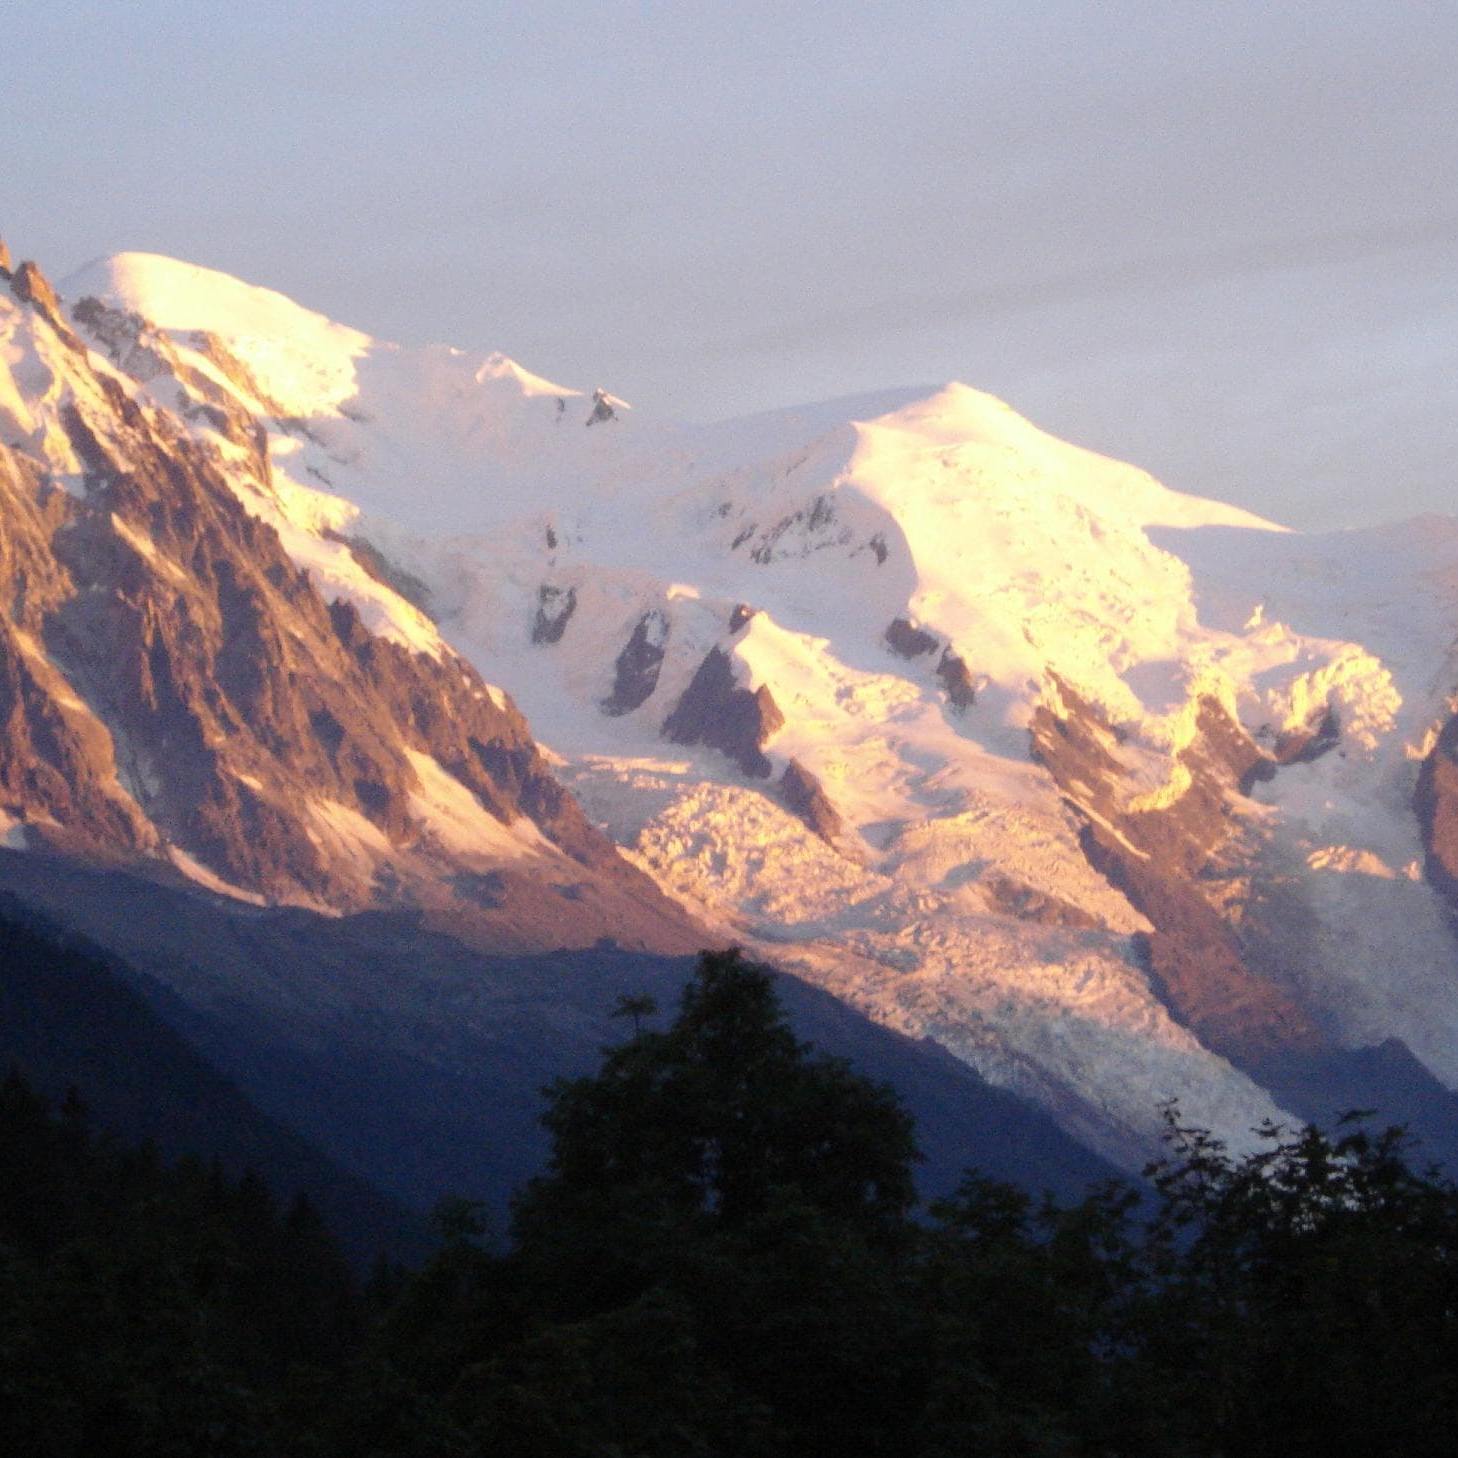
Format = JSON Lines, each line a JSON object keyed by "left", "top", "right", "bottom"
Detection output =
{"left": 8, "top": 259, "right": 65, "bottom": 322}
{"left": 63, "top": 251, "right": 367, "bottom": 346}
{"left": 853, "top": 381, "right": 1284, "bottom": 534}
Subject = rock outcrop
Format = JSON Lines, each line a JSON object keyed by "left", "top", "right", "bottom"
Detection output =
{"left": 1271, "top": 705, "right": 1341, "bottom": 767}
{"left": 1416, "top": 709, "right": 1458, "bottom": 918}
{"left": 9, "top": 260, "right": 58, "bottom": 315}
{"left": 884, "top": 617, "right": 939, "bottom": 658}
{"left": 885, "top": 619, "right": 976, "bottom": 709}
{"left": 662, "top": 646, "right": 784, "bottom": 778}
{"left": 601, "top": 610, "right": 668, "bottom": 715}
{"left": 8, "top": 262, "right": 77, "bottom": 344}
{"left": 1030, "top": 675, "right": 1324, "bottom": 1063}
{"left": 532, "top": 584, "right": 577, "bottom": 644}
{"left": 936, "top": 648, "right": 977, "bottom": 709}
{"left": 779, "top": 758, "right": 843, "bottom": 842}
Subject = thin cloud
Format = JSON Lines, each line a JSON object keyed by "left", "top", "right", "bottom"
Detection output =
{"left": 720, "top": 213, "right": 1458, "bottom": 358}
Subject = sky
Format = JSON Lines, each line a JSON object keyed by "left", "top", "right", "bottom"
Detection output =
{"left": 4, "top": 0, "right": 1455, "bottom": 527}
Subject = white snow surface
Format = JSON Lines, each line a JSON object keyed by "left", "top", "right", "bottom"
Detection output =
{"left": 403, "top": 748, "right": 557, "bottom": 863}
{"left": 43, "top": 252, "right": 1458, "bottom": 1168}
{"left": 2, "top": 288, "right": 135, "bottom": 487}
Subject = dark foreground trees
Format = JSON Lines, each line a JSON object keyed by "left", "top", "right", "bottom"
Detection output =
{"left": 7, "top": 947, "right": 1458, "bottom": 1454}
{"left": 1130, "top": 1111, "right": 1458, "bottom": 1456}
{"left": 0, "top": 1070, "right": 358, "bottom": 1456}
{"left": 372, "top": 950, "right": 1458, "bottom": 1456}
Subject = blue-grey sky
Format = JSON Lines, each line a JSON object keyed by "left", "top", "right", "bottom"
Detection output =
{"left": 4, "top": 1, "right": 1455, "bottom": 525}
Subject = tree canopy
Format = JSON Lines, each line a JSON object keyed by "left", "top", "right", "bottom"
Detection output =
{"left": 7, "top": 948, "right": 1458, "bottom": 1454}
{"left": 518, "top": 947, "right": 918, "bottom": 1237}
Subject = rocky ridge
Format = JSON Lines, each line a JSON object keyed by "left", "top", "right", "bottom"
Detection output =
{"left": 0, "top": 259, "right": 696, "bottom": 950}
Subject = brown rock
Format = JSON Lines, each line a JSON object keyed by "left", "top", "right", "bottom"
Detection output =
{"left": 186, "top": 329, "right": 291, "bottom": 417}
{"left": 1082, "top": 824, "right": 1324, "bottom": 1063}
{"left": 1027, "top": 674, "right": 1123, "bottom": 797}
{"left": 0, "top": 281, "right": 693, "bottom": 944}
{"left": 0, "top": 616, "right": 155, "bottom": 854}
{"left": 662, "top": 646, "right": 783, "bottom": 778}
{"left": 74, "top": 301, "right": 282, "bottom": 471}
{"left": 1416, "top": 710, "right": 1458, "bottom": 917}
{"left": 884, "top": 617, "right": 939, "bottom": 658}
{"left": 780, "top": 758, "right": 843, "bottom": 842}
{"left": 9, "top": 261, "right": 62, "bottom": 320}
{"left": 979, "top": 872, "right": 1099, "bottom": 929}
{"left": 1031, "top": 673, "right": 1326, "bottom": 1065}
{"left": 600, "top": 610, "right": 667, "bottom": 714}
{"left": 532, "top": 583, "right": 577, "bottom": 644}
{"left": 936, "top": 648, "right": 976, "bottom": 709}
{"left": 71, "top": 297, "right": 172, "bottom": 383}
{"left": 1272, "top": 705, "right": 1340, "bottom": 767}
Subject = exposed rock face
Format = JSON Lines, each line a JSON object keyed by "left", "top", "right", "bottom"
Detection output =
{"left": 1084, "top": 830, "right": 1324, "bottom": 1063}
{"left": 980, "top": 872, "right": 1098, "bottom": 929}
{"left": 9, "top": 263, "right": 80, "bottom": 346}
{"left": 885, "top": 620, "right": 975, "bottom": 709}
{"left": 780, "top": 758, "right": 843, "bottom": 842}
{"left": 1416, "top": 710, "right": 1458, "bottom": 917}
{"left": 0, "top": 275, "right": 698, "bottom": 950}
{"left": 186, "top": 328, "right": 291, "bottom": 417}
{"left": 601, "top": 609, "right": 669, "bottom": 715}
{"left": 936, "top": 648, "right": 976, "bottom": 709}
{"left": 10, "top": 261, "right": 59, "bottom": 316}
{"left": 0, "top": 237, "right": 11, "bottom": 276}
{"left": 1030, "top": 675, "right": 1324, "bottom": 1063}
{"left": 729, "top": 602, "right": 756, "bottom": 633}
{"left": 0, "top": 449, "right": 156, "bottom": 855}
{"left": 72, "top": 297, "right": 175, "bottom": 384}
{"left": 884, "top": 617, "right": 939, "bottom": 658}
{"left": 662, "top": 646, "right": 784, "bottom": 778}
{"left": 75, "top": 296, "right": 273, "bottom": 462}
{"left": 531, "top": 583, "right": 577, "bottom": 644}
{"left": 1272, "top": 705, "right": 1340, "bottom": 767}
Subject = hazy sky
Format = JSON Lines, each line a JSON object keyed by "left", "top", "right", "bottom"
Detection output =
{"left": 4, "top": 1, "right": 1455, "bottom": 526}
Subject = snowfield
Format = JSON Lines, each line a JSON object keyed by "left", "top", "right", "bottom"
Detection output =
{"left": 54, "top": 251, "right": 1458, "bottom": 1168}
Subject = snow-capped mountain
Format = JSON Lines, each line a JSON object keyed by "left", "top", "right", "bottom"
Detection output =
{"left": 7, "top": 244, "right": 1458, "bottom": 1173}
{"left": 0, "top": 250, "right": 697, "bottom": 951}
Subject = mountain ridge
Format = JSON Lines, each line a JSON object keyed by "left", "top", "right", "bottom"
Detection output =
{"left": 7, "top": 243, "right": 1458, "bottom": 1177}
{"left": 1, "top": 253, "right": 700, "bottom": 952}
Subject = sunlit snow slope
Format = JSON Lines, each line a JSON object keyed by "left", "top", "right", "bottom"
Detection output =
{"left": 57, "top": 251, "right": 1458, "bottom": 1169}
